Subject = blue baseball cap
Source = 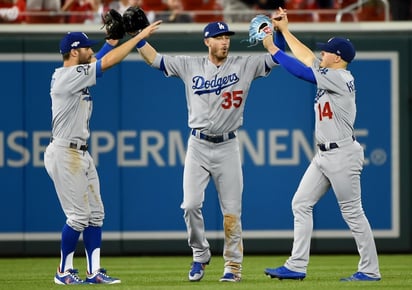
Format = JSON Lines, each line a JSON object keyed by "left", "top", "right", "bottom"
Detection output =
{"left": 203, "top": 21, "right": 235, "bottom": 38}
{"left": 59, "top": 32, "right": 99, "bottom": 54}
{"left": 316, "top": 37, "right": 356, "bottom": 63}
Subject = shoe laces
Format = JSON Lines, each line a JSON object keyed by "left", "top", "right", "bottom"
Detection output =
{"left": 67, "top": 269, "right": 83, "bottom": 282}
{"left": 96, "top": 268, "right": 110, "bottom": 277}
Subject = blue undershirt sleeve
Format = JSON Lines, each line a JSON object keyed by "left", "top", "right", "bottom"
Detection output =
{"left": 96, "top": 59, "right": 103, "bottom": 78}
{"left": 160, "top": 57, "right": 166, "bottom": 72}
{"left": 272, "top": 50, "right": 316, "bottom": 84}
{"left": 269, "top": 31, "right": 286, "bottom": 66}
{"left": 274, "top": 31, "right": 286, "bottom": 52}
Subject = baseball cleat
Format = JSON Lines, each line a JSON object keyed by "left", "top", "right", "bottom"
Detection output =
{"left": 219, "top": 272, "right": 241, "bottom": 282}
{"left": 54, "top": 268, "right": 86, "bottom": 285}
{"left": 188, "top": 260, "right": 209, "bottom": 282}
{"left": 86, "top": 268, "right": 121, "bottom": 284}
{"left": 340, "top": 272, "right": 381, "bottom": 282}
{"left": 264, "top": 266, "right": 306, "bottom": 280}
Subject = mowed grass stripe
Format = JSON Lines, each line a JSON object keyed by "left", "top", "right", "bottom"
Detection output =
{"left": 0, "top": 254, "right": 410, "bottom": 289}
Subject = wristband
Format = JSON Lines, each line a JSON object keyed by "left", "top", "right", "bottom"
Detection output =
{"left": 95, "top": 42, "right": 115, "bottom": 60}
{"left": 136, "top": 39, "right": 147, "bottom": 49}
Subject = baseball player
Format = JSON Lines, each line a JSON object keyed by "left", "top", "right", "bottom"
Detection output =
{"left": 44, "top": 22, "right": 161, "bottom": 285}
{"left": 262, "top": 8, "right": 381, "bottom": 281}
{"left": 135, "top": 21, "right": 284, "bottom": 282}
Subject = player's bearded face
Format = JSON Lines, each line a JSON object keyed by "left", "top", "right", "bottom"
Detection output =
{"left": 77, "top": 47, "right": 94, "bottom": 64}
{"left": 208, "top": 35, "right": 230, "bottom": 60}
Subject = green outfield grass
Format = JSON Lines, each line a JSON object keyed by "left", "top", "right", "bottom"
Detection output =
{"left": 0, "top": 254, "right": 410, "bottom": 289}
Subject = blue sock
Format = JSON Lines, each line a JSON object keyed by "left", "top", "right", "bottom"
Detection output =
{"left": 83, "top": 226, "right": 102, "bottom": 274}
{"left": 60, "top": 224, "right": 81, "bottom": 272}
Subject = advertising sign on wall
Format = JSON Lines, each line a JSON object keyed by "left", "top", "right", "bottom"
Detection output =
{"left": 0, "top": 52, "right": 399, "bottom": 241}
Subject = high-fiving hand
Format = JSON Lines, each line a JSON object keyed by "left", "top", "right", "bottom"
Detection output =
{"left": 272, "top": 7, "right": 288, "bottom": 32}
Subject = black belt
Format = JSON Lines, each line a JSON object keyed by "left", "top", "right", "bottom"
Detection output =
{"left": 191, "top": 129, "right": 236, "bottom": 143}
{"left": 50, "top": 137, "right": 88, "bottom": 151}
{"left": 317, "top": 136, "right": 355, "bottom": 152}
{"left": 318, "top": 142, "right": 339, "bottom": 151}
{"left": 70, "top": 143, "right": 88, "bottom": 151}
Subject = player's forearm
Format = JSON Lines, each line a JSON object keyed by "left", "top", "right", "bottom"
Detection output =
{"left": 282, "top": 29, "right": 315, "bottom": 67}
{"left": 100, "top": 35, "right": 146, "bottom": 71}
{"left": 263, "top": 35, "right": 279, "bottom": 55}
{"left": 137, "top": 42, "right": 157, "bottom": 65}
{"left": 94, "top": 40, "right": 118, "bottom": 60}
{"left": 274, "top": 50, "right": 316, "bottom": 84}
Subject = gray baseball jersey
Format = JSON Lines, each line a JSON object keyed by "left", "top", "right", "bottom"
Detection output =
{"left": 49, "top": 63, "right": 98, "bottom": 143}
{"left": 152, "top": 53, "right": 276, "bottom": 134}
{"left": 312, "top": 58, "right": 356, "bottom": 143}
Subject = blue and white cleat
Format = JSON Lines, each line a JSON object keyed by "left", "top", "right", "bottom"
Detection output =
{"left": 340, "top": 272, "right": 381, "bottom": 282}
{"left": 264, "top": 266, "right": 306, "bottom": 280}
{"left": 188, "top": 260, "right": 209, "bottom": 282}
{"left": 54, "top": 268, "right": 86, "bottom": 285}
{"left": 86, "top": 268, "right": 121, "bottom": 284}
{"left": 219, "top": 272, "right": 241, "bottom": 282}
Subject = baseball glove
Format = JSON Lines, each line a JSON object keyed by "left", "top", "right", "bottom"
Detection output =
{"left": 248, "top": 14, "right": 273, "bottom": 47}
{"left": 102, "top": 9, "right": 125, "bottom": 40}
{"left": 122, "top": 7, "right": 150, "bottom": 36}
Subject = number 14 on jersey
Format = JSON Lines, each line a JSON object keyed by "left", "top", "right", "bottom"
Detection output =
{"left": 317, "top": 101, "right": 333, "bottom": 121}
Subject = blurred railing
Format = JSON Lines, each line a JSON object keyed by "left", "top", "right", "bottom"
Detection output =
{"left": 335, "top": 0, "right": 390, "bottom": 22}
{"left": 2, "top": 0, "right": 391, "bottom": 25}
